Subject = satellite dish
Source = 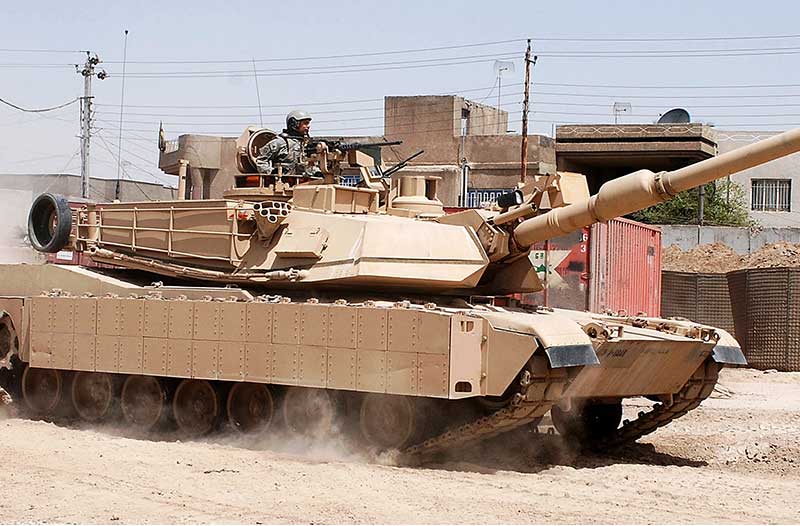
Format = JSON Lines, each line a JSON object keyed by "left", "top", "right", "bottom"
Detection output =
{"left": 493, "top": 60, "right": 515, "bottom": 76}
{"left": 657, "top": 108, "right": 691, "bottom": 124}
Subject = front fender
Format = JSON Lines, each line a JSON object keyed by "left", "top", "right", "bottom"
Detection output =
{"left": 476, "top": 309, "right": 599, "bottom": 368}
{"left": 711, "top": 328, "right": 747, "bottom": 365}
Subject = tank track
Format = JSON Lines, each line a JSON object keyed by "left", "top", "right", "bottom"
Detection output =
{"left": 592, "top": 358, "right": 721, "bottom": 451}
{"left": 400, "top": 354, "right": 568, "bottom": 463}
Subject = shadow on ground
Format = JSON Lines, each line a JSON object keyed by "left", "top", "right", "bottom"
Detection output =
{"left": 422, "top": 426, "right": 707, "bottom": 475}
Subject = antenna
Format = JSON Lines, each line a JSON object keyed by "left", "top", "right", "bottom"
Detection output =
{"left": 657, "top": 108, "right": 691, "bottom": 124}
{"left": 493, "top": 60, "right": 515, "bottom": 112}
{"left": 252, "top": 58, "right": 263, "bottom": 127}
{"left": 115, "top": 29, "right": 129, "bottom": 201}
{"left": 613, "top": 102, "right": 631, "bottom": 124}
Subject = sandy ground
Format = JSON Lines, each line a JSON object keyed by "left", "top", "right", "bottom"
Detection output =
{"left": 0, "top": 368, "right": 798, "bottom": 524}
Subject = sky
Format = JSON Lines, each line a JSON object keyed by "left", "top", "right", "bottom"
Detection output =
{"left": 2, "top": 0, "right": 800, "bottom": 189}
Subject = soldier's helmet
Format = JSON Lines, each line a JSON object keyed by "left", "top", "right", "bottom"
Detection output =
{"left": 286, "top": 110, "right": 312, "bottom": 131}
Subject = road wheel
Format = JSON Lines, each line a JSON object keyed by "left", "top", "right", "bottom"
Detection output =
{"left": 359, "top": 394, "right": 416, "bottom": 450}
{"left": 21, "top": 366, "right": 62, "bottom": 416}
{"left": 551, "top": 401, "right": 623, "bottom": 445}
{"left": 172, "top": 379, "right": 220, "bottom": 437}
{"left": 71, "top": 371, "right": 116, "bottom": 422}
{"left": 227, "top": 383, "right": 274, "bottom": 433}
{"left": 121, "top": 375, "right": 167, "bottom": 432}
{"left": 281, "top": 387, "right": 335, "bottom": 437}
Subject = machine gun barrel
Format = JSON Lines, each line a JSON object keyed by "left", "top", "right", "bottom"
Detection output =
{"left": 382, "top": 149, "right": 425, "bottom": 178}
{"left": 306, "top": 139, "right": 403, "bottom": 155}
{"left": 336, "top": 140, "right": 403, "bottom": 152}
{"left": 513, "top": 127, "right": 800, "bottom": 248}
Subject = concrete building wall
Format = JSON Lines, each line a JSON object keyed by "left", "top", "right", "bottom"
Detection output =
{"left": 660, "top": 224, "right": 800, "bottom": 254}
{"left": 384, "top": 96, "right": 552, "bottom": 206}
{"left": 156, "top": 95, "right": 552, "bottom": 207}
{"left": 716, "top": 130, "right": 800, "bottom": 227}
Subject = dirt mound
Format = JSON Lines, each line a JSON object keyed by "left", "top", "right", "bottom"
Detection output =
{"left": 663, "top": 242, "right": 800, "bottom": 273}
{"left": 662, "top": 242, "right": 743, "bottom": 273}
{"left": 746, "top": 241, "right": 800, "bottom": 269}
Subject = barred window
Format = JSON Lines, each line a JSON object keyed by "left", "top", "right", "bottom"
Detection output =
{"left": 466, "top": 188, "right": 513, "bottom": 208}
{"left": 751, "top": 179, "right": 791, "bottom": 212}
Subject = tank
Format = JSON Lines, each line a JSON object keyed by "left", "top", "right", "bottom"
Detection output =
{"left": 3, "top": 127, "right": 800, "bottom": 461}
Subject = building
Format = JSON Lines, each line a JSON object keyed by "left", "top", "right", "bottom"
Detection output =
{"left": 555, "top": 125, "right": 800, "bottom": 227}
{"left": 716, "top": 130, "right": 800, "bottom": 227}
{"left": 380, "top": 96, "right": 555, "bottom": 206}
{"left": 158, "top": 95, "right": 556, "bottom": 206}
{"left": 156, "top": 95, "right": 800, "bottom": 226}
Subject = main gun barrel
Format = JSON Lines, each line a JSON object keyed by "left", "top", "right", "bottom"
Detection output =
{"left": 513, "top": 127, "right": 800, "bottom": 248}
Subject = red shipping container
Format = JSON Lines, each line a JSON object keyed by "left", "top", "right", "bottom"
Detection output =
{"left": 588, "top": 218, "right": 661, "bottom": 317}
{"left": 500, "top": 218, "right": 661, "bottom": 316}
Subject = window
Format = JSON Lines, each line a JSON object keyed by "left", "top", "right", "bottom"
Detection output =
{"left": 466, "top": 188, "right": 513, "bottom": 208}
{"left": 751, "top": 179, "right": 791, "bottom": 212}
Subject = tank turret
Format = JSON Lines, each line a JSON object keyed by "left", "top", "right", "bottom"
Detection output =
{"left": 26, "top": 128, "right": 800, "bottom": 297}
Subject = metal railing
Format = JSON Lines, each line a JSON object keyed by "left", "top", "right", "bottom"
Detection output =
{"left": 77, "top": 203, "right": 254, "bottom": 265}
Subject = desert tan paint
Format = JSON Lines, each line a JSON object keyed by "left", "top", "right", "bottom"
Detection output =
{"left": 25, "top": 295, "right": 546, "bottom": 399}
{"left": 79, "top": 192, "right": 489, "bottom": 291}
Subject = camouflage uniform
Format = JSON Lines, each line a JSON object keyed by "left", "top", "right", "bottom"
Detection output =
{"left": 255, "top": 109, "right": 322, "bottom": 177}
{"left": 255, "top": 133, "right": 307, "bottom": 175}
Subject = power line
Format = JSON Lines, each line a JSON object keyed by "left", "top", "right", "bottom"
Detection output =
{"left": 534, "top": 90, "right": 800, "bottom": 100}
{"left": 536, "top": 82, "right": 800, "bottom": 90}
{"left": 95, "top": 134, "right": 158, "bottom": 199}
{"left": 96, "top": 33, "right": 800, "bottom": 65}
{"left": 0, "top": 96, "right": 78, "bottom": 113}
{"left": 529, "top": 34, "right": 800, "bottom": 42}
{"left": 0, "top": 63, "right": 78, "bottom": 69}
{"left": 96, "top": 96, "right": 800, "bottom": 122}
{"left": 535, "top": 50, "right": 800, "bottom": 58}
{"left": 105, "top": 51, "right": 520, "bottom": 76}
{"left": 94, "top": 82, "right": 525, "bottom": 110}
{"left": 95, "top": 99, "right": 800, "bottom": 121}
{"left": 0, "top": 48, "right": 88, "bottom": 53}
{"left": 108, "top": 55, "right": 522, "bottom": 79}
{"left": 102, "top": 39, "right": 524, "bottom": 64}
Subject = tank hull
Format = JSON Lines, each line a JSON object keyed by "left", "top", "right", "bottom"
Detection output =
{"left": 0, "top": 263, "right": 743, "bottom": 457}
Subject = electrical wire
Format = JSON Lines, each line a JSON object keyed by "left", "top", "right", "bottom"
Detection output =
{"left": 0, "top": 96, "right": 78, "bottom": 113}
{"left": 108, "top": 55, "right": 522, "bottom": 79}
{"left": 95, "top": 135, "right": 156, "bottom": 200}
{"left": 105, "top": 51, "right": 520, "bottom": 76}
{"left": 102, "top": 39, "right": 525, "bottom": 64}
{"left": 94, "top": 83, "right": 525, "bottom": 109}
{"left": 0, "top": 48, "right": 88, "bottom": 53}
{"left": 96, "top": 33, "right": 800, "bottom": 65}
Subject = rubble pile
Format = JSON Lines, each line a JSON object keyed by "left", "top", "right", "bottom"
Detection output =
{"left": 662, "top": 243, "right": 743, "bottom": 272}
{"left": 746, "top": 242, "right": 800, "bottom": 269}
{"left": 663, "top": 242, "right": 800, "bottom": 272}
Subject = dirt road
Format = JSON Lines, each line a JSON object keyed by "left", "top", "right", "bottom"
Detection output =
{"left": 1, "top": 368, "right": 798, "bottom": 524}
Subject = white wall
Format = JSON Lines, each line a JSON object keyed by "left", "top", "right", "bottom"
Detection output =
{"left": 716, "top": 130, "right": 800, "bottom": 228}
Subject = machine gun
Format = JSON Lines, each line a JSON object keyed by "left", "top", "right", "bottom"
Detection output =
{"left": 305, "top": 139, "right": 402, "bottom": 156}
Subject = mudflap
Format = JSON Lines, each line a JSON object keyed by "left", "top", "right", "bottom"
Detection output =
{"left": 543, "top": 344, "right": 599, "bottom": 368}
{"left": 710, "top": 328, "right": 747, "bottom": 365}
{"left": 711, "top": 344, "right": 747, "bottom": 365}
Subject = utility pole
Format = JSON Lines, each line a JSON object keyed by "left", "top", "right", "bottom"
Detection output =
{"left": 76, "top": 52, "right": 107, "bottom": 199}
{"left": 520, "top": 40, "right": 537, "bottom": 184}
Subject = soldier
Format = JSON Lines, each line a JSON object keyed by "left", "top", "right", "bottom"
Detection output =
{"left": 255, "top": 110, "right": 321, "bottom": 177}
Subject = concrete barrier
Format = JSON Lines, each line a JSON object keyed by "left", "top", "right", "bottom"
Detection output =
{"left": 660, "top": 225, "right": 800, "bottom": 255}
